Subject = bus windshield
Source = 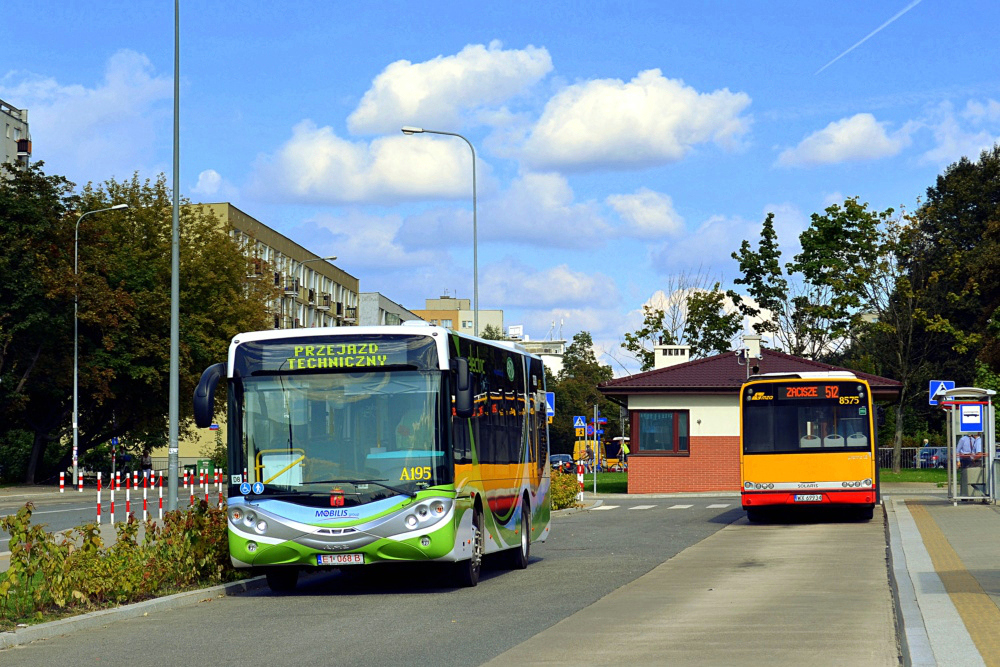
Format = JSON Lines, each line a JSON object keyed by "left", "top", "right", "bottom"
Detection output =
{"left": 742, "top": 381, "right": 871, "bottom": 454}
{"left": 234, "top": 369, "right": 450, "bottom": 504}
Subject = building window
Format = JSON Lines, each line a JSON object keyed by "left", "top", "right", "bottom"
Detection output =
{"left": 632, "top": 410, "right": 689, "bottom": 455}
{"left": 461, "top": 320, "right": 473, "bottom": 329}
{"left": 441, "top": 319, "right": 453, "bottom": 329}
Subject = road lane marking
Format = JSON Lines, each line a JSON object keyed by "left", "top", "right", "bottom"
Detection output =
{"left": 706, "top": 504, "right": 731, "bottom": 509}
{"left": 908, "top": 500, "right": 1000, "bottom": 666}
{"left": 628, "top": 505, "right": 655, "bottom": 510}
{"left": 668, "top": 504, "right": 693, "bottom": 509}
{"left": 592, "top": 505, "right": 619, "bottom": 510}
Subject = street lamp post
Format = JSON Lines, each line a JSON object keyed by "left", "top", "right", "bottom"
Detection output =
{"left": 299, "top": 256, "right": 337, "bottom": 327}
{"left": 401, "top": 126, "right": 478, "bottom": 336}
{"left": 73, "top": 204, "right": 129, "bottom": 485}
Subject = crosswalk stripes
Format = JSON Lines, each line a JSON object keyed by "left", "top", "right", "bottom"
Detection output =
{"left": 585, "top": 502, "right": 734, "bottom": 511}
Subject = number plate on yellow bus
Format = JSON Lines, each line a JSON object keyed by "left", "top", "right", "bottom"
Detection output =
{"left": 794, "top": 494, "right": 822, "bottom": 502}
{"left": 317, "top": 553, "right": 364, "bottom": 565}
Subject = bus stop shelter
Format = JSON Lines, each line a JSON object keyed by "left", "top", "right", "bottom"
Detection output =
{"left": 934, "top": 386, "right": 996, "bottom": 504}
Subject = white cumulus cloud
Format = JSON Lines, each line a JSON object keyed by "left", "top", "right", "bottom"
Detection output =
{"left": 248, "top": 120, "right": 485, "bottom": 204}
{"left": 776, "top": 113, "right": 911, "bottom": 166}
{"left": 485, "top": 172, "right": 611, "bottom": 247}
{"left": 606, "top": 188, "right": 684, "bottom": 238}
{"left": 0, "top": 50, "right": 172, "bottom": 183}
{"left": 521, "top": 69, "right": 752, "bottom": 172}
{"left": 483, "top": 260, "right": 618, "bottom": 309}
{"left": 348, "top": 41, "right": 552, "bottom": 135}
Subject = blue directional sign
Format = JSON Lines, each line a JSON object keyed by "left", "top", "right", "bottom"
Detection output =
{"left": 573, "top": 415, "right": 586, "bottom": 428}
{"left": 545, "top": 392, "right": 555, "bottom": 418}
{"left": 929, "top": 380, "right": 955, "bottom": 406}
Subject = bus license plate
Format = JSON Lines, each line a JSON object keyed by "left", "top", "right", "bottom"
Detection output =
{"left": 317, "top": 553, "right": 364, "bottom": 565}
{"left": 794, "top": 494, "right": 822, "bottom": 502}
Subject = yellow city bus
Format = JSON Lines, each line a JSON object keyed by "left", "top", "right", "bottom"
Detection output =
{"left": 739, "top": 372, "right": 877, "bottom": 522}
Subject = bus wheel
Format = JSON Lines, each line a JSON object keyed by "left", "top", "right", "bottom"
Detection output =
{"left": 265, "top": 567, "right": 299, "bottom": 593}
{"left": 745, "top": 509, "right": 765, "bottom": 524}
{"left": 508, "top": 501, "right": 530, "bottom": 570}
{"left": 456, "top": 509, "right": 484, "bottom": 587}
{"left": 857, "top": 506, "right": 875, "bottom": 522}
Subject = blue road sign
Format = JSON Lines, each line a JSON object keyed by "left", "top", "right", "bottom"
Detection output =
{"left": 929, "top": 380, "right": 955, "bottom": 406}
{"left": 545, "top": 392, "right": 555, "bottom": 417}
{"left": 573, "top": 415, "right": 586, "bottom": 428}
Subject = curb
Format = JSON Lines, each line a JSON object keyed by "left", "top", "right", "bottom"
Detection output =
{"left": 0, "top": 576, "right": 268, "bottom": 650}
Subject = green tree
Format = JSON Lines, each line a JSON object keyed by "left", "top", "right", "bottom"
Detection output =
{"left": 684, "top": 284, "right": 741, "bottom": 358}
{"left": 480, "top": 323, "right": 504, "bottom": 340}
{"left": 0, "top": 166, "right": 275, "bottom": 483}
{"left": 548, "top": 332, "right": 619, "bottom": 456}
{"left": 622, "top": 269, "right": 725, "bottom": 371}
{"left": 728, "top": 212, "right": 844, "bottom": 359}
{"left": 0, "top": 163, "right": 81, "bottom": 482}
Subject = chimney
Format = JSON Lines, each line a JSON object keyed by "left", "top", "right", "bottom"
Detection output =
{"left": 653, "top": 344, "right": 690, "bottom": 370}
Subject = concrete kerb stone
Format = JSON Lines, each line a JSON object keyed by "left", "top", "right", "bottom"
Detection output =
{"left": 884, "top": 497, "right": 935, "bottom": 667}
{"left": 0, "top": 576, "right": 269, "bottom": 650}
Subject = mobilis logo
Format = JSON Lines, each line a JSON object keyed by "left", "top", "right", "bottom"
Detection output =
{"left": 315, "top": 509, "right": 352, "bottom": 518}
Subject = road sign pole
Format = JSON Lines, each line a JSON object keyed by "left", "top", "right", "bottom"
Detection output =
{"left": 593, "top": 404, "right": 598, "bottom": 495}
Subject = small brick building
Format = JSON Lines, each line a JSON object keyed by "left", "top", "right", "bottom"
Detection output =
{"left": 598, "top": 338, "right": 901, "bottom": 494}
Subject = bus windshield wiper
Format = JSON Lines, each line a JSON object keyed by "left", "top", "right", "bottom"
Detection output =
{"left": 308, "top": 478, "right": 416, "bottom": 498}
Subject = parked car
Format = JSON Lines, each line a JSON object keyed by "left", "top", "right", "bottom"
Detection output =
{"left": 549, "top": 454, "right": 575, "bottom": 474}
{"left": 919, "top": 446, "right": 948, "bottom": 468}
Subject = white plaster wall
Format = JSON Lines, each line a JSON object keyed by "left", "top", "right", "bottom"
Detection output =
{"left": 628, "top": 394, "right": 740, "bottom": 437}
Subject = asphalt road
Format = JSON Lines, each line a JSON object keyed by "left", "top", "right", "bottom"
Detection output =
{"left": 3, "top": 497, "right": 744, "bottom": 666}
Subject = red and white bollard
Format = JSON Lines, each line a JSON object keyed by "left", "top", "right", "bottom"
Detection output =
{"left": 202, "top": 470, "right": 209, "bottom": 505}
{"left": 125, "top": 474, "right": 131, "bottom": 518}
{"left": 158, "top": 472, "right": 164, "bottom": 520}
{"left": 243, "top": 468, "right": 248, "bottom": 483}
{"left": 60, "top": 472, "right": 65, "bottom": 493}
{"left": 110, "top": 475, "right": 116, "bottom": 525}
{"left": 96, "top": 472, "right": 102, "bottom": 524}
{"left": 183, "top": 469, "right": 189, "bottom": 490}
{"left": 78, "top": 471, "right": 84, "bottom": 492}
{"left": 142, "top": 472, "right": 148, "bottom": 522}
{"left": 217, "top": 468, "right": 224, "bottom": 508}
{"left": 576, "top": 464, "right": 585, "bottom": 502}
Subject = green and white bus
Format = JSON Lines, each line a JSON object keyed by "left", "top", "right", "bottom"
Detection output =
{"left": 193, "top": 322, "right": 551, "bottom": 591}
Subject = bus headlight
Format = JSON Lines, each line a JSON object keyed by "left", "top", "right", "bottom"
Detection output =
{"left": 255, "top": 520, "right": 267, "bottom": 533}
{"left": 401, "top": 499, "right": 452, "bottom": 531}
{"left": 244, "top": 512, "right": 257, "bottom": 527}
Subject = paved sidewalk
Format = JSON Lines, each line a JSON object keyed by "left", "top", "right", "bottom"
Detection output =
{"left": 883, "top": 483, "right": 1000, "bottom": 667}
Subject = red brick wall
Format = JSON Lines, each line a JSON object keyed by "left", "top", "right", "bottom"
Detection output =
{"left": 627, "top": 435, "right": 740, "bottom": 494}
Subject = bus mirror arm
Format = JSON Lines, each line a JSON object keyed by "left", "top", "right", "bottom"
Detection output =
{"left": 193, "top": 362, "right": 227, "bottom": 428}
{"left": 454, "top": 358, "right": 473, "bottom": 418}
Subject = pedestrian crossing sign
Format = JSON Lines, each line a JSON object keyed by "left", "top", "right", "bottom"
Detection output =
{"left": 573, "top": 416, "right": 586, "bottom": 428}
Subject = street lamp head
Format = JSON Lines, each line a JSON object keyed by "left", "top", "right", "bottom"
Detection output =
{"left": 110, "top": 203, "right": 129, "bottom": 210}
{"left": 401, "top": 126, "right": 425, "bottom": 135}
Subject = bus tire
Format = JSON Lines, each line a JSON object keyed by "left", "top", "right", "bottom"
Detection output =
{"left": 508, "top": 500, "right": 530, "bottom": 570}
{"left": 745, "top": 509, "right": 765, "bottom": 524}
{"left": 456, "top": 508, "right": 484, "bottom": 587}
{"left": 265, "top": 567, "right": 299, "bottom": 593}
{"left": 857, "top": 506, "right": 875, "bottom": 522}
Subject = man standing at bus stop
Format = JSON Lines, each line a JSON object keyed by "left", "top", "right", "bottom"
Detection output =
{"left": 957, "top": 432, "right": 975, "bottom": 468}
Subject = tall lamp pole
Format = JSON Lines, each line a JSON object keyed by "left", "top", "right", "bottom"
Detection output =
{"left": 401, "top": 126, "right": 478, "bottom": 336}
{"left": 73, "top": 204, "right": 129, "bottom": 485}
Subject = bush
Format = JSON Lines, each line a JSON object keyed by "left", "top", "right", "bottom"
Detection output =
{"left": 550, "top": 470, "right": 581, "bottom": 510}
{"left": 0, "top": 500, "right": 241, "bottom": 630}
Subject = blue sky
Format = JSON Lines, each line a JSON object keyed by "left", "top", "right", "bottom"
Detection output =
{"left": 5, "top": 1, "right": 1000, "bottom": 375}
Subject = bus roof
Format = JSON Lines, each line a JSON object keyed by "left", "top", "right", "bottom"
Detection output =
{"left": 751, "top": 371, "right": 858, "bottom": 380}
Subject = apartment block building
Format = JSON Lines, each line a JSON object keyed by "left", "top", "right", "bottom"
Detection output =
{"left": 358, "top": 292, "right": 423, "bottom": 326}
{"left": 1, "top": 98, "right": 31, "bottom": 172}
{"left": 200, "top": 203, "right": 359, "bottom": 330}
{"left": 410, "top": 294, "right": 503, "bottom": 336}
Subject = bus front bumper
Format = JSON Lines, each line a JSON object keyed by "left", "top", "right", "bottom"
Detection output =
{"left": 742, "top": 488, "right": 876, "bottom": 508}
